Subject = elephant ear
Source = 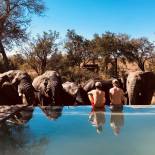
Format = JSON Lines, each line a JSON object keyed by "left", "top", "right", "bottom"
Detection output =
{"left": 11, "top": 71, "right": 28, "bottom": 85}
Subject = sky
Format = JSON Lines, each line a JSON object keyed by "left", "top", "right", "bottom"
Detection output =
{"left": 29, "top": 0, "right": 155, "bottom": 41}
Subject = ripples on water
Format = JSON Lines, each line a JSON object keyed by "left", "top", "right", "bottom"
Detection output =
{"left": 0, "top": 105, "right": 155, "bottom": 155}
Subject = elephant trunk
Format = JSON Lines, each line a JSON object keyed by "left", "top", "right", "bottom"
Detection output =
{"left": 46, "top": 80, "right": 63, "bottom": 106}
{"left": 128, "top": 80, "right": 137, "bottom": 105}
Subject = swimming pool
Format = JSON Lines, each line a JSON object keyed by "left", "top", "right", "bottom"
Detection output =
{"left": 0, "top": 105, "right": 155, "bottom": 155}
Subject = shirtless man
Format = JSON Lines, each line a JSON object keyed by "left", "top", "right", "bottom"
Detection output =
{"left": 109, "top": 79, "right": 125, "bottom": 111}
{"left": 88, "top": 82, "right": 106, "bottom": 109}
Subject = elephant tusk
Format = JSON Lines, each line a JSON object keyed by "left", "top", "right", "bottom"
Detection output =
{"left": 22, "top": 94, "right": 29, "bottom": 105}
{"left": 19, "top": 93, "right": 22, "bottom": 96}
{"left": 139, "top": 92, "right": 142, "bottom": 96}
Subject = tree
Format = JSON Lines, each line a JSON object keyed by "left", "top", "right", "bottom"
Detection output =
{"left": 65, "top": 29, "right": 95, "bottom": 67}
{"left": 25, "top": 31, "right": 59, "bottom": 75}
{"left": 128, "top": 38, "right": 155, "bottom": 71}
{"left": 48, "top": 52, "right": 66, "bottom": 72}
{"left": 65, "top": 29, "right": 84, "bottom": 67}
{"left": 9, "top": 53, "right": 25, "bottom": 69}
{"left": 93, "top": 32, "right": 130, "bottom": 77}
{"left": 0, "top": 0, "right": 45, "bottom": 70}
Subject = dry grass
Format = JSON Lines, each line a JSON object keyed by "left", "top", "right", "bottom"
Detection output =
{"left": 118, "top": 61, "right": 140, "bottom": 73}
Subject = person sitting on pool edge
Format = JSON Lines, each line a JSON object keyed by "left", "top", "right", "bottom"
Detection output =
{"left": 88, "top": 81, "right": 106, "bottom": 110}
{"left": 109, "top": 79, "right": 125, "bottom": 111}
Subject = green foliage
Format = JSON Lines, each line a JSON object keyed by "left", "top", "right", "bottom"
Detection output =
{"left": 0, "top": 0, "right": 45, "bottom": 70}
{"left": 9, "top": 54, "right": 26, "bottom": 69}
{"left": 92, "top": 32, "right": 130, "bottom": 77}
{"left": 24, "top": 31, "right": 59, "bottom": 75}
{"left": 60, "top": 66, "right": 99, "bottom": 83}
{"left": 0, "top": 0, "right": 45, "bottom": 45}
{"left": 127, "top": 37, "right": 154, "bottom": 71}
{"left": 1, "top": 26, "right": 155, "bottom": 80}
{"left": 65, "top": 29, "right": 96, "bottom": 67}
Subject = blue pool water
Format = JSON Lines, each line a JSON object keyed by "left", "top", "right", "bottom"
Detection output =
{"left": 0, "top": 106, "right": 155, "bottom": 155}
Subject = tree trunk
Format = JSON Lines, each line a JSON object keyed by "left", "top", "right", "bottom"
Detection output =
{"left": 138, "top": 61, "right": 145, "bottom": 71}
{"left": 114, "top": 58, "right": 118, "bottom": 77}
{"left": 0, "top": 40, "right": 10, "bottom": 70}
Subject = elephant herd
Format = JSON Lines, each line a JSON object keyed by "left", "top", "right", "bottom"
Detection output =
{"left": 0, "top": 70, "right": 155, "bottom": 106}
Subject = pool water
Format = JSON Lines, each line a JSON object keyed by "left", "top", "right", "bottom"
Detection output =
{"left": 0, "top": 106, "right": 155, "bottom": 155}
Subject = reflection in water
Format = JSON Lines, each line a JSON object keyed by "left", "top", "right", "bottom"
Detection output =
{"left": 0, "top": 121, "right": 49, "bottom": 155}
{"left": 0, "top": 106, "right": 155, "bottom": 155}
{"left": 7, "top": 106, "right": 34, "bottom": 125}
{"left": 40, "top": 106, "right": 63, "bottom": 120}
{"left": 89, "top": 108, "right": 105, "bottom": 134}
{"left": 89, "top": 106, "right": 124, "bottom": 135}
{"left": 110, "top": 107, "right": 124, "bottom": 136}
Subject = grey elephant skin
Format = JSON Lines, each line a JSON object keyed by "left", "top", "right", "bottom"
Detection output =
{"left": 0, "top": 70, "right": 36, "bottom": 105}
{"left": 40, "top": 106, "right": 63, "bottom": 120}
{"left": 62, "top": 81, "right": 90, "bottom": 105}
{"left": 32, "top": 71, "right": 64, "bottom": 106}
{"left": 127, "top": 71, "right": 155, "bottom": 105}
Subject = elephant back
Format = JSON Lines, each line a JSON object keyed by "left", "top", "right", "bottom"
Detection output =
{"left": 33, "top": 70, "right": 62, "bottom": 90}
{"left": 0, "top": 70, "right": 19, "bottom": 84}
{"left": 83, "top": 79, "right": 96, "bottom": 92}
{"left": 62, "top": 81, "right": 79, "bottom": 96}
{"left": 43, "top": 71, "right": 61, "bottom": 81}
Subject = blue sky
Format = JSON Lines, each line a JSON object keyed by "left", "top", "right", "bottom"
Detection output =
{"left": 29, "top": 0, "right": 155, "bottom": 41}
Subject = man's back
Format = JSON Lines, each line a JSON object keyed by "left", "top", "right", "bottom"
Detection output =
{"left": 88, "top": 89, "right": 105, "bottom": 108}
{"left": 109, "top": 87, "right": 124, "bottom": 105}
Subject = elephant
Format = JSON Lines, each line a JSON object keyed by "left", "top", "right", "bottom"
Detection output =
{"left": 0, "top": 82, "right": 22, "bottom": 105}
{"left": 40, "top": 106, "right": 63, "bottom": 120}
{"left": 62, "top": 82, "right": 78, "bottom": 106}
{"left": 7, "top": 106, "right": 34, "bottom": 125}
{"left": 62, "top": 81, "right": 90, "bottom": 105}
{"left": 83, "top": 78, "right": 125, "bottom": 105}
{"left": 126, "top": 71, "right": 155, "bottom": 105}
{"left": 0, "top": 70, "right": 36, "bottom": 105}
{"left": 32, "top": 70, "right": 64, "bottom": 106}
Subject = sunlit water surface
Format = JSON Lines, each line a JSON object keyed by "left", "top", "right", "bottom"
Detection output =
{"left": 0, "top": 106, "right": 155, "bottom": 155}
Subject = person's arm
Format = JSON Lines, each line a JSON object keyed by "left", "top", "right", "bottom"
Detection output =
{"left": 88, "top": 90, "right": 94, "bottom": 104}
{"left": 103, "top": 92, "right": 106, "bottom": 104}
{"left": 121, "top": 90, "right": 125, "bottom": 105}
